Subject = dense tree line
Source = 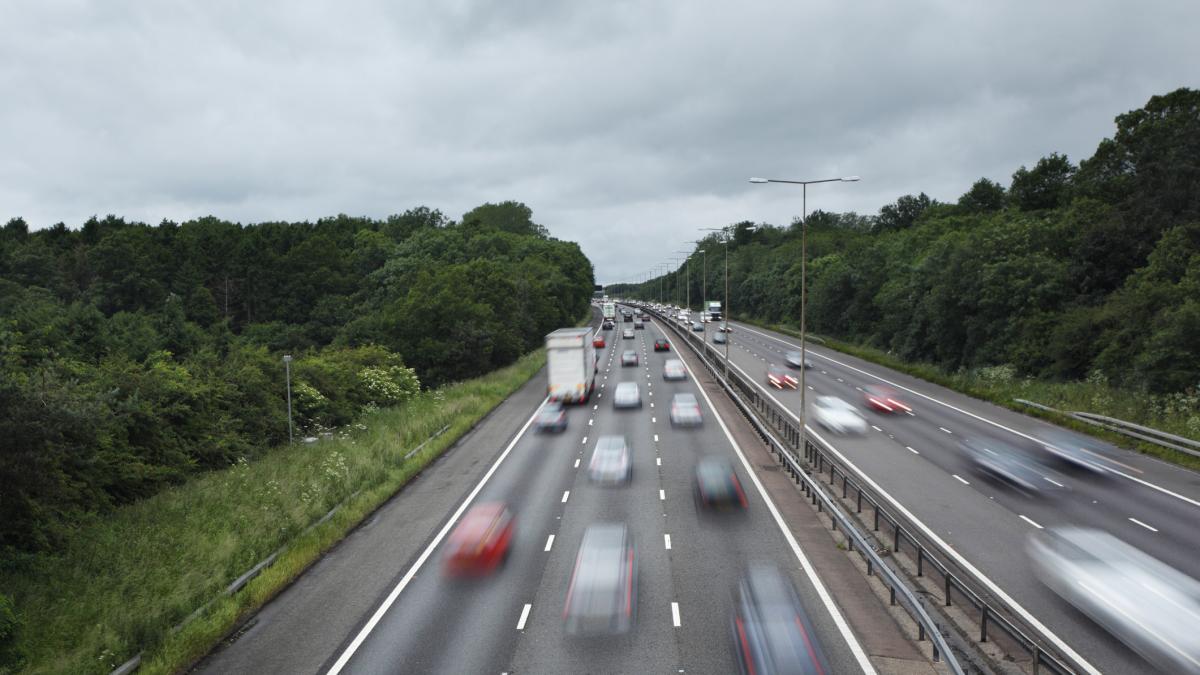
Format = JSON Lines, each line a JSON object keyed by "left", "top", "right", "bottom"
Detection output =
{"left": 617, "top": 88, "right": 1200, "bottom": 395}
{"left": 0, "top": 201, "right": 593, "bottom": 552}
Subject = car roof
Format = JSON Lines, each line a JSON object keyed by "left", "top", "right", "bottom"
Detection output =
{"left": 673, "top": 393, "right": 698, "bottom": 404}
{"left": 615, "top": 381, "right": 638, "bottom": 390}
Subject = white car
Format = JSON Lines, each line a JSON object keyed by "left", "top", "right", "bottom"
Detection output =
{"left": 613, "top": 382, "right": 641, "bottom": 409}
{"left": 663, "top": 359, "right": 687, "bottom": 381}
{"left": 588, "top": 436, "right": 632, "bottom": 484}
{"left": 811, "top": 396, "right": 867, "bottom": 434}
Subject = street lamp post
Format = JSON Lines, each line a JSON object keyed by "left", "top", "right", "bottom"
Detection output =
{"left": 703, "top": 227, "right": 734, "bottom": 377}
{"left": 674, "top": 250, "right": 691, "bottom": 311}
{"left": 749, "top": 175, "right": 859, "bottom": 451}
{"left": 283, "top": 355, "right": 294, "bottom": 445}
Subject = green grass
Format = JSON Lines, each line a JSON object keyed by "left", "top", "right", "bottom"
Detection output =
{"left": 738, "top": 317, "right": 1200, "bottom": 471}
{"left": 0, "top": 350, "right": 547, "bottom": 675}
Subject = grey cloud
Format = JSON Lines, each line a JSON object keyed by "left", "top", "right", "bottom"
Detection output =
{"left": 2, "top": 0, "right": 1197, "bottom": 283}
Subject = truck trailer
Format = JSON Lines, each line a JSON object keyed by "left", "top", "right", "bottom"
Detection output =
{"left": 546, "top": 327, "right": 598, "bottom": 404}
{"left": 602, "top": 302, "right": 616, "bottom": 322}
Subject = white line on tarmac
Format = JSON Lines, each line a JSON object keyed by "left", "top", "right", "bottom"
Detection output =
{"left": 671, "top": 602, "right": 681, "bottom": 627}
{"left": 516, "top": 603, "right": 532, "bottom": 630}
{"left": 659, "top": 489, "right": 665, "bottom": 500}
{"left": 1019, "top": 515, "right": 1043, "bottom": 529}
{"left": 544, "top": 535, "right": 555, "bottom": 551}
{"left": 952, "top": 474, "right": 969, "bottom": 485}
{"left": 1129, "top": 517, "right": 1158, "bottom": 532}
{"left": 664, "top": 534, "right": 672, "bottom": 550}
{"left": 561, "top": 491, "right": 570, "bottom": 503}
{"left": 906, "top": 446, "right": 919, "bottom": 454}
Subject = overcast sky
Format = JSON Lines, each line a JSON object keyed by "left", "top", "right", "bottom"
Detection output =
{"left": 3, "top": 1, "right": 1197, "bottom": 284}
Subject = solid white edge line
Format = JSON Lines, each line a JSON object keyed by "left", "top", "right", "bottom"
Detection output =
{"left": 544, "top": 534, "right": 555, "bottom": 551}
{"left": 516, "top": 603, "right": 532, "bottom": 630}
{"left": 722, "top": 356, "right": 1102, "bottom": 675}
{"left": 734, "top": 322, "right": 1199, "bottom": 510}
{"left": 1019, "top": 515, "right": 1044, "bottom": 529}
{"left": 325, "top": 396, "right": 547, "bottom": 675}
{"left": 665, "top": 328, "right": 876, "bottom": 674}
{"left": 671, "top": 601, "right": 681, "bottom": 627}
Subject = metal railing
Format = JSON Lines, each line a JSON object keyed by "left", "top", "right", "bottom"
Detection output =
{"left": 1015, "top": 398, "right": 1200, "bottom": 459}
{"left": 636, "top": 304, "right": 1080, "bottom": 675}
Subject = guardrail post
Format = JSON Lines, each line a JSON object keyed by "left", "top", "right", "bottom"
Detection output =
{"left": 893, "top": 521, "right": 901, "bottom": 552}
{"left": 873, "top": 507, "right": 880, "bottom": 532}
{"left": 916, "top": 547, "right": 924, "bottom": 577}
{"left": 889, "top": 584, "right": 896, "bottom": 606}
{"left": 945, "top": 575, "right": 952, "bottom": 606}
{"left": 856, "top": 488, "right": 863, "bottom": 513}
{"left": 842, "top": 476, "right": 848, "bottom": 499}
{"left": 980, "top": 605, "right": 989, "bottom": 642}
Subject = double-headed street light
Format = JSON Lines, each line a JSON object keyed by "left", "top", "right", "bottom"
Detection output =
{"left": 702, "top": 226, "right": 734, "bottom": 377}
{"left": 748, "top": 174, "right": 860, "bottom": 452}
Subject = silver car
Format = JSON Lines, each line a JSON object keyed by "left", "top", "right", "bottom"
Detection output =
{"left": 564, "top": 523, "right": 637, "bottom": 635}
{"left": 669, "top": 393, "right": 703, "bottom": 427}
{"left": 613, "top": 382, "right": 641, "bottom": 409}
{"left": 663, "top": 359, "right": 687, "bottom": 380}
{"left": 1028, "top": 527, "right": 1200, "bottom": 674}
{"left": 811, "top": 396, "right": 867, "bottom": 434}
{"left": 588, "top": 435, "right": 632, "bottom": 484}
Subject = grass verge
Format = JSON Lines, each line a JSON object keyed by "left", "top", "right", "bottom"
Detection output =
{"left": 0, "top": 349, "right": 546, "bottom": 675}
{"left": 737, "top": 316, "right": 1200, "bottom": 471}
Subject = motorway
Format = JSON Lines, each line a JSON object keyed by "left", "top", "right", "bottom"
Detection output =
{"left": 665, "top": 310, "right": 1200, "bottom": 675}
{"left": 195, "top": 311, "right": 914, "bottom": 675}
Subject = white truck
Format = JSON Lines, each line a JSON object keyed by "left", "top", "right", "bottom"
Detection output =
{"left": 546, "top": 327, "right": 598, "bottom": 404}
{"left": 705, "top": 300, "right": 722, "bottom": 322}
{"left": 602, "top": 302, "right": 616, "bottom": 322}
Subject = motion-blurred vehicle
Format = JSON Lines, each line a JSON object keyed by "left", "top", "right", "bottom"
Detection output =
{"left": 694, "top": 457, "right": 747, "bottom": 510}
{"left": 613, "top": 381, "right": 642, "bottom": 409}
{"left": 812, "top": 395, "right": 867, "bottom": 434}
{"left": 621, "top": 350, "right": 639, "bottom": 367}
{"left": 732, "top": 564, "right": 829, "bottom": 675}
{"left": 564, "top": 523, "right": 637, "bottom": 635}
{"left": 669, "top": 393, "right": 703, "bottom": 427}
{"left": 692, "top": 321, "right": 704, "bottom": 332}
{"left": 622, "top": 329, "right": 635, "bottom": 339}
{"left": 593, "top": 335, "right": 606, "bottom": 348}
{"left": 546, "top": 328, "right": 597, "bottom": 404}
{"left": 654, "top": 338, "right": 671, "bottom": 352}
{"left": 623, "top": 312, "right": 633, "bottom": 322}
{"left": 588, "top": 435, "right": 633, "bottom": 483}
{"left": 960, "top": 436, "right": 1064, "bottom": 495}
{"left": 663, "top": 359, "right": 687, "bottom": 380}
{"left": 634, "top": 319, "right": 645, "bottom": 329}
{"left": 677, "top": 312, "right": 689, "bottom": 322}
{"left": 766, "top": 364, "right": 798, "bottom": 390}
{"left": 534, "top": 401, "right": 567, "bottom": 433}
{"left": 718, "top": 324, "right": 734, "bottom": 333}
{"left": 1036, "top": 428, "right": 1112, "bottom": 475}
{"left": 602, "top": 320, "right": 614, "bottom": 330}
{"left": 713, "top": 332, "right": 727, "bottom": 344}
{"left": 1028, "top": 527, "right": 1200, "bottom": 674}
{"left": 862, "top": 384, "right": 911, "bottom": 414}
{"left": 783, "top": 350, "right": 812, "bottom": 369}
{"left": 443, "top": 502, "right": 514, "bottom": 576}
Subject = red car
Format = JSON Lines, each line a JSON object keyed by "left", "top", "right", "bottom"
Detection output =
{"left": 653, "top": 339, "right": 671, "bottom": 352}
{"left": 593, "top": 336, "right": 606, "bottom": 348}
{"left": 767, "top": 364, "right": 798, "bottom": 390}
{"left": 863, "top": 385, "right": 912, "bottom": 413}
{"left": 443, "top": 502, "right": 514, "bottom": 576}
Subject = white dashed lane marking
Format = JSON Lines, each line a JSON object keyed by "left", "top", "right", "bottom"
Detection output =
{"left": 1129, "top": 517, "right": 1158, "bottom": 532}
{"left": 516, "top": 604, "right": 532, "bottom": 630}
{"left": 952, "top": 474, "right": 969, "bottom": 485}
{"left": 544, "top": 535, "right": 555, "bottom": 551}
{"left": 561, "top": 491, "right": 570, "bottom": 503}
{"left": 1019, "top": 515, "right": 1044, "bottom": 529}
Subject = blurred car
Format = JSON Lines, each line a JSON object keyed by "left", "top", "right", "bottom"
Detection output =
{"left": 1035, "top": 428, "right": 1112, "bottom": 475}
{"left": 593, "top": 335, "right": 606, "bottom": 348}
{"left": 960, "top": 436, "right": 1064, "bottom": 495}
{"left": 443, "top": 502, "right": 514, "bottom": 576}
{"left": 621, "top": 350, "right": 639, "bottom": 367}
{"left": 654, "top": 338, "right": 671, "bottom": 352}
{"left": 1028, "top": 527, "right": 1200, "bottom": 674}
{"left": 588, "top": 435, "right": 633, "bottom": 483}
{"left": 623, "top": 313, "right": 633, "bottom": 322}
{"left": 694, "top": 457, "right": 747, "bottom": 510}
{"left": 622, "top": 329, "right": 635, "bottom": 339}
{"left": 677, "top": 312, "right": 689, "bottom": 322}
{"left": 717, "top": 324, "right": 734, "bottom": 333}
{"left": 613, "top": 381, "right": 641, "bottom": 408}
{"left": 783, "top": 350, "right": 812, "bottom": 369}
{"left": 564, "top": 523, "right": 637, "bottom": 635}
{"left": 663, "top": 359, "right": 687, "bottom": 380}
{"left": 692, "top": 321, "right": 704, "bottom": 332}
{"left": 713, "top": 332, "right": 727, "bottom": 344}
{"left": 634, "top": 320, "right": 645, "bottom": 330}
{"left": 602, "top": 321, "right": 614, "bottom": 330}
{"left": 812, "top": 395, "right": 867, "bottom": 434}
{"left": 534, "top": 401, "right": 567, "bottom": 433}
{"left": 670, "top": 393, "right": 703, "bottom": 427}
{"left": 862, "top": 384, "right": 911, "bottom": 414}
{"left": 766, "top": 364, "right": 798, "bottom": 390}
{"left": 732, "top": 564, "right": 830, "bottom": 675}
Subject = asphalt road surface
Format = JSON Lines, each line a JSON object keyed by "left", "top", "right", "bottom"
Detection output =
{"left": 667, "top": 311, "right": 1200, "bottom": 675}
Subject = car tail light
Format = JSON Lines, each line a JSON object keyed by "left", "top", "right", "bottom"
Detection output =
{"left": 795, "top": 616, "right": 827, "bottom": 675}
{"left": 735, "top": 616, "right": 756, "bottom": 675}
